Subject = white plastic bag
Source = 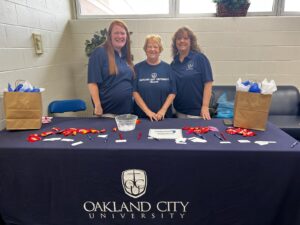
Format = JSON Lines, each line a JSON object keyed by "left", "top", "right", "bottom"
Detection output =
{"left": 236, "top": 78, "right": 250, "bottom": 92}
{"left": 260, "top": 79, "right": 277, "bottom": 95}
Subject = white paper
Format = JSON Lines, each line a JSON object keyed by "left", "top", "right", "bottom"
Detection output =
{"left": 148, "top": 129, "right": 183, "bottom": 140}
{"left": 189, "top": 137, "right": 207, "bottom": 143}
{"left": 175, "top": 138, "right": 187, "bottom": 144}
{"left": 238, "top": 140, "right": 251, "bottom": 143}
{"left": 43, "top": 138, "right": 61, "bottom": 141}
{"left": 255, "top": 141, "right": 277, "bottom": 146}
{"left": 61, "top": 138, "right": 74, "bottom": 142}
{"left": 98, "top": 134, "right": 108, "bottom": 138}
{"left": 72, "top": 141, "right": 83, "bottom": 146}
{"left": 115, "top": 139, "right": 127, "bottom": 143}
{"left": 220, "top": 141, "right": 231, "bottom": 144}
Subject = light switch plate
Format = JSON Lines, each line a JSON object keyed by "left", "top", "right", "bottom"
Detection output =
{"left": 32, "top": 33, "right": 43, "bottom": 55}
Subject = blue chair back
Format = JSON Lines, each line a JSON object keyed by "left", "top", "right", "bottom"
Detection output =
{"left": 48, "top": 99, "right": 86, "bottom": 114}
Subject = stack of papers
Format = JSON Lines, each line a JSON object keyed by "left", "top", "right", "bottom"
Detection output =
{"left": 148, "top": 129, "right": 183, "bottom": 140}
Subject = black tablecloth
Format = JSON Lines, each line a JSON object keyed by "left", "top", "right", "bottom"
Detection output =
{"left": 0, "top": 118, "right": 300, "bottom": 225}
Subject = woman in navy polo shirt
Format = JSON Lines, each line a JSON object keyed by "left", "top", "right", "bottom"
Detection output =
{"left": 88, "top": 20, "right": 134, "bottom": 117}
{"left": 133, "top": 34, "right": 176, "bottom": 121}
{"left": 171, "top": 26, "right": 214, "bottom": 120}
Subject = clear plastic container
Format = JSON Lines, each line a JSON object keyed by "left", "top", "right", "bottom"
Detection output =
{"left": 115, "top": 114, "right": 138, "bottom": 131}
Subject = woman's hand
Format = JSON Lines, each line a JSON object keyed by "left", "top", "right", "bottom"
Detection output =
{"left": 156, "top": 108, "right": 167, "bottom": 121}
{"left": 94, "top": 104, "right": 103, "bottom": 116}
{"left": 201, "top": 106, "right": 211, "bottom": 120}
{"left": 146, "top": 110, "right": 158, "bottom": 122}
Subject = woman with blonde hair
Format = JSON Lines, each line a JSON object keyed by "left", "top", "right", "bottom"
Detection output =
{"left": 88, "top": 20, "right": 134, "bottom": 117}
{"left": 171, "top": 26, "right": 213, "bottom": 120}
{"left": 133, "top": 34, "right": 176, "bottom": 121}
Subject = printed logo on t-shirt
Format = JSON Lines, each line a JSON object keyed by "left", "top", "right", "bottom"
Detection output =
{"left": 150, "top": 73, "right": 158, "bottom": 83}
{"left": 139, "top": 73, "right": 169, "bottom": 84}
{"left": 151, "top": 73, "right": 157, "bottom": 80}
{"left": 186, "top": 62, "right": 194, "bottom": 71}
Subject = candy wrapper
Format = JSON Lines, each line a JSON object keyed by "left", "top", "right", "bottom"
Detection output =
{"left": 226, "top": 127, "right": 256, "bottom": 137}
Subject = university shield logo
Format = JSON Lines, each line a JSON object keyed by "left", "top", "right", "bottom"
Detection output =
{"left": 151, "top": 73, "right": 158, "bottom": 80}
{"left": 186, "top": 62, "right": 194, "bottom": 71}
{"left": 122, "top": 169, "right": 147, "bottom": 198}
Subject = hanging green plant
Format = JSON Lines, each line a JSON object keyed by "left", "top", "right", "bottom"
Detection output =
{"left": 212, "top": 0, "right": 250, "bottom": 17}
{"left": 84, "top": 28, "right": 108, "bottom": 57}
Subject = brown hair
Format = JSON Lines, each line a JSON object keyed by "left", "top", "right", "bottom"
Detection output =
{"left": 143, "top": 34, "right": 164, "bottom": 53}
{"left": 171, "top": 26, "right": 201, "bottom": 58}
{"left": 103, "top": 20, "right": 134, "bottom": 75}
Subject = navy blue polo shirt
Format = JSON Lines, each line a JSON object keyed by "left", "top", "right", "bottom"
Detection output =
{"left": 171, "top": 51, "right": 213, "bottom": 116}
{"left": 88, "top": 47, "right": 134, "bottom": 114}
{"left": 133, "top": 60, "right": 176, "bottom": 118}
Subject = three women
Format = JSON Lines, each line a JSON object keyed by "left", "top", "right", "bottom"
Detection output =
{"left": 88, "top": 20, "right": 213, "bottom": 120}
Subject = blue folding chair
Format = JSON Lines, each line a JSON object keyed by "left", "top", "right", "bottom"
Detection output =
{"left": 48, "top": 99, "right": 86, "bottom": 115}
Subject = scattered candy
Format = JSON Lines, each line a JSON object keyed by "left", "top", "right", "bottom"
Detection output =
{"left": 40, "top": 131, "right": 54, "bottom": 137}
{"left": 52, "top": 127, "right": 61, "bottom": 133}
{"left": 90, "top": 129, "right": 100, "bottom": 134}
{"left": 182, "top": 126, "right": 210, "bottom": 134}
{"left": 226, "top": 127, "right": 256, "bottom": 137}
{"left": 26, "top": 127, "right": 107, "bottom": 143}
{"left": 27, "top": 134, "right": 41, "bottom": 143}
{"left": 78, "top": 129, "right": 89, "bottom": 134}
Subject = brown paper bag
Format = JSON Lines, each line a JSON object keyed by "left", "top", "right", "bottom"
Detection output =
{"left": 3, "top": 92, "right": 42, "bottom": 130}
{"left": 233, "top": 91, "right": 272, "bottom": 131}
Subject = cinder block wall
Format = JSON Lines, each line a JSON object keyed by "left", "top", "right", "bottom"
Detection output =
{"left": 70, "top": 17, "right": 300, "bottom": 114}
{"left": 1, "top": 1, "right": 300, "bottom": 128}
{"left": 0, "top": 0, "right": 74, "bottom": 129}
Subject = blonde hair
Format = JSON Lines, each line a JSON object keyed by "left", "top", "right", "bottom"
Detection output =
{"left": 143, "top": 34, "right": 164, "bottom": 53}
{"left": 171, "top": 26, "right": 201, "bottom": 58}
{"left": 103, "top": 20, "right": 134, "bottom": 75}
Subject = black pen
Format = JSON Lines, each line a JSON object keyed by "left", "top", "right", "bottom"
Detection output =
{"left": 290, "top": 141, "right": 298, "bottom": 148}
{"left": 149, "top": 136, "right": 160, "bottom": 141}
{"left": 194, "top": 132, "right": 205, "bottom": 140}
{"left": 214, "top": 133, "right": 223, "bottom": 141}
